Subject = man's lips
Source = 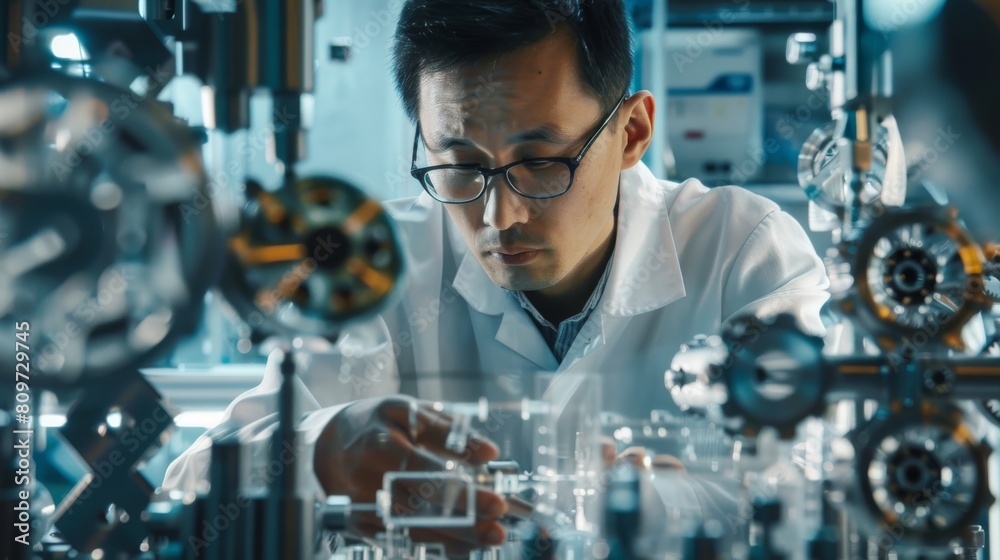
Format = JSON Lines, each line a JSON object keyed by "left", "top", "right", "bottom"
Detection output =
{"left": 486, "top": 246, "right": 538, "bottom": 255}
{"left": 485, "top": 247, "right": 541, "bottom": 265}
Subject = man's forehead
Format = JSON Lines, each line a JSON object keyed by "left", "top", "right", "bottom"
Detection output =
{"left": 416, "top": 73, "right": 599, "bottom": 144}
{"left": 417, "top": 77, "right": 579, "bottom": 147}
{"left": 420, "top": 69, "right": 520, "bottom": 113}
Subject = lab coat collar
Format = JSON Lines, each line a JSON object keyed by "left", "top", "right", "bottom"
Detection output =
{"left": 451, "top": 161, "right": 686, "bottom": 319}
{"left": 601, "top": 161, "right": 686, "bottom": 316}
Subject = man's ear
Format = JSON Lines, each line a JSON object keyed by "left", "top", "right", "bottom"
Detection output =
{"left": 619, "top": 91, "right": 655, "bottom": 170}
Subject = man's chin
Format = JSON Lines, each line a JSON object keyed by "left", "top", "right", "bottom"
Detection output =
{"left": 482, "top": 262, "right": 556, "bottom": 292}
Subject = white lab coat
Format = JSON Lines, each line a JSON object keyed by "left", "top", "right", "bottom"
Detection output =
{"left": 163, "top": 162, "right": 830, "bottom": 520}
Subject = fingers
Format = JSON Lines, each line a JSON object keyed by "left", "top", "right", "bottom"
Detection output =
{"left": 651, "top": 453, "right": 686, "bottom": 472}
{"left": 614, "top": 446, "right": 687, "bottom": 472}
{"left": 355, "top": 427, "right": 507, "bottom": 517}
{"left": 353, "top": 428, "right": 448, "bottom": 490}
{"left": 409, "top": 520, "right": 507, "bottom": 554}
{"left": 348, "top": 498, "right": 506, "bottom": 556}
{"left": 618, "top": 446, "right": 648, "bottom": 469}
{"left": 379, "top": 399, "right": 500, "bottom": 464}
{"left": 428, "top": 427, "right": 499, "bottom": 465}
{"left": 601, "top": 436, "right": 617, "bottom": 470}
{"left": 424, "top": 486, "right": 506, "bottom": 520}
{"left": 473, "top": 488, "right": 507, "bottom": 520}
{"left": 383, "top": 479, "right": 508, "bottom": 522}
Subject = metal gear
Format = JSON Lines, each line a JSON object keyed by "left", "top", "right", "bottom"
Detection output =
{"left": 837, "top": 205, "right": 992, "bottom": 352}
{"left": 220, "top": 176, "right": 404, "bottom": 340}
{"left": 831, "top": 402, "right": 993, "bottom": 551}
{"left": 986, "top": 280, "right": 1000, "bottom": 302}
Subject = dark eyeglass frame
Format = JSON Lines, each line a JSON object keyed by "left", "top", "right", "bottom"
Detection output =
{"left": 410, "top": 91, "right": 629, "bottom": 204}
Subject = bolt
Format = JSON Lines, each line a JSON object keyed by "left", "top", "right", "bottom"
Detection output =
{"left": 963, "top": 525, "right": 985, "bottom": 560}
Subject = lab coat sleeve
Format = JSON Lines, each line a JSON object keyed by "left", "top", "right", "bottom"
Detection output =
{"left": 721, "top": 209, "right": 831, "bottom": 334}
{"left": 161, "top": 317, "right": 402, "bottom": 495}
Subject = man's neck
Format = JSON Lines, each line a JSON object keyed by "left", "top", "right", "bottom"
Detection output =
{"left": 524, "top": 225, "right": 616, "bottom": 326}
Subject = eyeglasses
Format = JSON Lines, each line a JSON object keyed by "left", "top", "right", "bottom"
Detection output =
{"left": 410, "top": 92, "right": 628, "bottom": 204}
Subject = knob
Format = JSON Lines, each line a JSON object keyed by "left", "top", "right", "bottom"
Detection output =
{"left": 806, "top": 62, "right": 827, "bottom": 92}
{"left": 787, "top": 33, "right": 820, "bottom": 65}
{"left": 322, "top": 495, "right": 351, "bottom": 532}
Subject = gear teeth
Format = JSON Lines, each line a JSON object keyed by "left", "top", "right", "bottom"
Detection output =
{"left": 984, "top": 274, "right": 1000, "bottom": 301}
{"left": 842, "top": 405, "right": 995, "bottom": 548}
{"left": 837, "top": 206, "right": 990, "bottom": 352}
{"left": 711, "top": 313, "right": 829, "bottom": 438}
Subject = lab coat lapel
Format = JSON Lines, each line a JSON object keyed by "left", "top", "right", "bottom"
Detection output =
{"left": 495, "top": 309, "right": 560, "bottom": 370}
{"left": 452, "top": 239, "right": 559, "bottom": 371}
{"left": 559, "top": 162, "right": 687, "bottom": 371}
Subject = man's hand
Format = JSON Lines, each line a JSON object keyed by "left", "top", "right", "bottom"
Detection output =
{"left": 314, "top": 396, "right": 508, "bottom": 554}
{"left": 601, "top": 437, "right": 686, "bottom": 472}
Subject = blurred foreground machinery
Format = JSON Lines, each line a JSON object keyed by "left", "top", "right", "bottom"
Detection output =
{"left": 666, "top": 1, "right": 1000, "bottom": 559}
{"left": 3, "top": 0, "right": 1000, "bottom": 560}
{"left": 0, "top": 1, "right": 404, "bottom": 559}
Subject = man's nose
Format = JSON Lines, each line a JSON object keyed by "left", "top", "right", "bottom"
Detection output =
{"left": 482, "top": 174, "right": 532, "bottom": 231}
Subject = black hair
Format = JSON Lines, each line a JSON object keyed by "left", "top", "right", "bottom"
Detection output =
{"left": 392, "top": 0, "right": 633, "bottom": 122}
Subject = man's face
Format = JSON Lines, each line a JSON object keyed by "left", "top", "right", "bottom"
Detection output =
{"left": 416, "top": 28, "right": 627, "bottom": 293}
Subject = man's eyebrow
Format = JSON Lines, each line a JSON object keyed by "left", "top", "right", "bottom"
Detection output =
{"left": 507, "top": 126, "right": 571, "bottom": 144}
{"left": 426, "top": 135, "right": 478, "bottom": 153}
{"left": 426, "top": 126, "right": 571, "bottom": 152}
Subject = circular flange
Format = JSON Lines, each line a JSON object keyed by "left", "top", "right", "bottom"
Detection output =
{"left": 841, "top": 205, "right": 991, "bottom": 352}
{"left": 719, "top": 314, "right": 828, "bottom": 437}
{"left": 666, "top": 314, "right": 829, "bottom": 438}
{"left": 798, "top": 119, "right": 895, "bottom": 216}
{"left": 220, "top": 176, "right": 404, "bottom": 340}
{"left": 845, "top": 402, "right": 993, "bottom": 548}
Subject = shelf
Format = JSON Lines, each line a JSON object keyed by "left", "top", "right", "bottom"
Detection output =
{"left": 630, "top": 0, "right": 834, "bottom": 28}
